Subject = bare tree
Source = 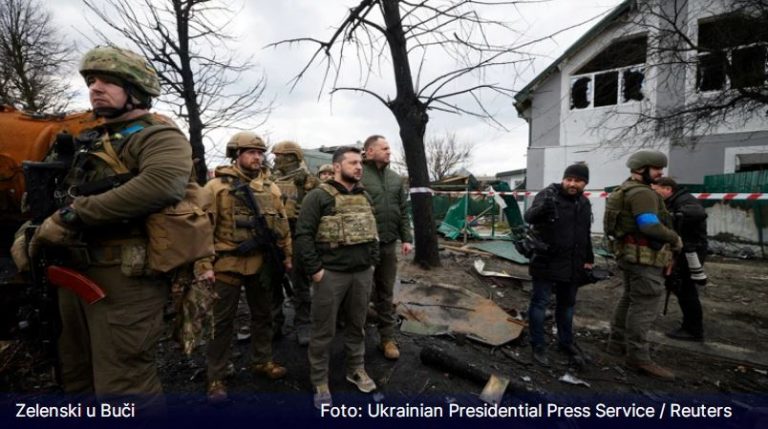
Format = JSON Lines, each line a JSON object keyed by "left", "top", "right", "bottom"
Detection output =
{"left": 0, "top": 0, "right": 75, "bottom": 112}
{"left": 394, "top": 132, "right": 475, "bottom": 181}
{"left": 592, "top": 0, "right": 768, "bottom": 148}
{"left": 271, "top": 0, "right": 584, "bottom": 267}
{"left": 84, "top": 0, "right": 271, "bottom": 183}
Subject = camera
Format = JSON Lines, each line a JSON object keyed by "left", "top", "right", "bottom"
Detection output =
{"left": 514, "top": 228, "right": 550, "bottom": 259}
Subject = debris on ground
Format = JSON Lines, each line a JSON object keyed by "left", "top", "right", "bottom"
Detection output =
{"left": 395, "top": 282, "right": 524, "bottom": 346}
{"left": 558, "top": 373, "right": 591, "bottom": 388}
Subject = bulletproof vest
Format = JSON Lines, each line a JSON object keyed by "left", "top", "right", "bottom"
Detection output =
{"left": 315, "top": 183, "right": 378, "bottom": 247}
{"left": 604, "top": 180, "right": 673, "bottom": 267}
{"left": 57, "top": 116, "right": 174, "bottom": 208}
{"left": 272, "top": 165, "right": 317, "bottom": 219}
{"left": 216, "top": 176, "right": 281, "bottom": 245}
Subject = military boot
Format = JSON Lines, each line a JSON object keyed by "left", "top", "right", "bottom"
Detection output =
{"left": 379, "top": 340, "right": 400, "bottom": 360}
{"left": 313, "top": 384, "right": 332, "bottom": 409}
{"left": 627, "top": 359, "right": 675, "bottom": 381}
{"left": 252, "top": 361, "right": 287, "bottom": 380}
{"left": 207, "top": 380, "right": 228, "bottom": 404}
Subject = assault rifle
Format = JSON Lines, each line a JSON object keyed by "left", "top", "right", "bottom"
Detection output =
{"left": 14, "top": 134, "right": 107, "bottom": 351}
{"left": 232, "top": 180, "right": 293, "bottom": 297}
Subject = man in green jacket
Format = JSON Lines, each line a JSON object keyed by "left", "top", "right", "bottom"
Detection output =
{"left": 295, "top": 146, "right": 380, "bottom": 408}
{"left": 604, "top": 150, "right": 682, "bottom": 380}
{"left": 361, "top": 135, "right": 413, "bottom": 360}
{"left": 26, "top": 46, "right": 194, "bottom": 412}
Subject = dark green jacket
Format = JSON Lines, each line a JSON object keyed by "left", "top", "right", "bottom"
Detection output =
{"left": 294, "top": 180, "right": 380, "bottom": 274}
{"left": 361, "top": 160, "right": 413, "bottom": 244}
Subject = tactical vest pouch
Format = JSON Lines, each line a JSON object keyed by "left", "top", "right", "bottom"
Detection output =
{"left": 73, "top": 122, "right": 213, "bottom": 273}
{"left": 146, "top": 180, "right": 215, "bottom": 273}
{"left": 315, "top": 184, "right": 378, "bottom": 246}
{"left": 619, "top": 236, "right": 673, "bottom": 268}
{"left": 121, "top": 242, "right": 150, "bottom": 276}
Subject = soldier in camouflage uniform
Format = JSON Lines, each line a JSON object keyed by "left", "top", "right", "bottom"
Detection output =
{"left": 204, "top": 132, "right": 292, "bottom": 403}
{"left": 294, "top": 146, "right": 380, "bottom": 408}
{"left": 604, "top": 150, "right": 682, "bottom": 380}
{"left": 269, "top": 141, "right": 320, "bottom": 344}
{"left": 317, "top": 164, "right": 334, "bottom": 182}
{"left": 27, "top": 46, "right": 198, "bottom": 412}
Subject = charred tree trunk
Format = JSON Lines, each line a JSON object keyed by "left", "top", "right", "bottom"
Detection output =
{"left": 381, "top": 0, "right": 440, "bottom": 267}
{"left": 174, "top": 0, "right": 207, "bottom": 184}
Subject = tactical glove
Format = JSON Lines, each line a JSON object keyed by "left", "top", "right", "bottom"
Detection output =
{"left": 28, "top": 211, "right": 80, "bottom": 257}
{"left": 671, "top": 235, "right": 683, "bottom": 252}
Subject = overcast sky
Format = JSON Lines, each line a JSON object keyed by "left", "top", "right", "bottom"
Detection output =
{"left": 50, "top": 0, "right": 624, "bottom": 175}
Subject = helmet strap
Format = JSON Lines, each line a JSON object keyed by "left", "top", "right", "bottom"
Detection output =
{"left": 640, "top": 167, "right": 654, "bottom": 185}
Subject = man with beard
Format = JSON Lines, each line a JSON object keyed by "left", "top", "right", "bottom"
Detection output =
{"left": 204, "top": 132, "right": 292, "bottom": 403}
{"left": 604, "top": 150, "right": 682, "bottom": 380}
{"left": 524, "top": 164, "right": 593, "bottom": 368}
{"left": 361, "top": 135, "right": 413, "bottom": 360}
{"left": 294, "top": 146, "right": 380, "bottom": 408}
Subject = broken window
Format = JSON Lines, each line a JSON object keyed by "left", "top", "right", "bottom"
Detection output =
{"left": 570, "top": 35, "right": 646, "bottom": 109}
{"left": 570, "top": 77, "right": 591, "bottom": 109}
{"left": 594, "top": 71, "right": 618, "bottom": 107}
{"left": 622, "top": 67, "right": 644, "bottom": 102}
{"left": 697, "top": 15, "right": 768, "bottom": 92}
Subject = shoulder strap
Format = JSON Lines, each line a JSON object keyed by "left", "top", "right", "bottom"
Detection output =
{"left": 318, "top": 183, "right": 339, "bottom": 197}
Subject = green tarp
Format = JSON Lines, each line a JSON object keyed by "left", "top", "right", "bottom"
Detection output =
{"left": 467, "top": 240, "right": 529, "bottom": 264}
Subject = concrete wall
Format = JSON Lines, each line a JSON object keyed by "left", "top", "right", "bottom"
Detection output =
{"left": 529, "top": 70, "right": 562, "bottom": 149}
{"left": 669, "top": 132, "right": 768, "bottom": 183}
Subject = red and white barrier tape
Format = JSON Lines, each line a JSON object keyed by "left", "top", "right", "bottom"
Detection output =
{"left": 409, "top": 188, "right": 767, "bottom": 200}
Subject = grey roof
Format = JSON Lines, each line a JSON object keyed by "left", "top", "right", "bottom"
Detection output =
{"left": 496, "top": 168, "right": 526, "bottom": 177}
{"left": 513, "top": 0, "right": 634, "bottom": 113}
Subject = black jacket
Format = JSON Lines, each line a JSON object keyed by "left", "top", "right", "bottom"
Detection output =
{"left": 665, "top": 187, "right": 708, "bottom": 256}
{"left": 524, "top": 183, "right": 594, "bottom": 282}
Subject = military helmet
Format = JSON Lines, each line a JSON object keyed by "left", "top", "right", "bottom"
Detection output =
{"left": 271, "top": 140, "right": 304, "bottom": 161}
{"left": 626, "top": 150, "right": 668, "bottom": 170}
{"left": 80, "top": 46, "right": 161, "bottom": 97}
{"left": 226, "top": 131, "right": 267, "bottom": 159}
{"left": 317, "top": 164, "right": 334, "bottom": 175}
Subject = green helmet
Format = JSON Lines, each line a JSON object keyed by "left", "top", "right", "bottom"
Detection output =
{"left": 226, "top": 131, "right": 267, "bottom": 159}
{"left": 80, "top": 46, "right": 161, "bottom": 97}
{"left": 317, "top": 164, "right": 333, "bottom": 175}
{"left": 626, "top": 150, "right": 668, "bottom": 170}
{"left": 271, "top": 140, "right": 304, "bottom": 161}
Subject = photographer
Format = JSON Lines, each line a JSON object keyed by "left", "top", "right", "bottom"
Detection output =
{"left": 652, "top": 177, "right": 707, "bottom": 342}
{"left": 524, "top": 164, "right": 594, "bottom": 367}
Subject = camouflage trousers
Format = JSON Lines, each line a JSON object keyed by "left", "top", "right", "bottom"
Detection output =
{"left": 207, "top": 270, "right": 274, "bottom": 381}
{"left": 372, "top": 241, "right": 398, "bottom": 341}
{"left": 610, "top": 260, "right": 665, "bottom": 363}
{"left": 308, "top": 267, "right": 373, "bottom": 387}
{"left": 57, "top": 265, "right": 168, "bottom": 414}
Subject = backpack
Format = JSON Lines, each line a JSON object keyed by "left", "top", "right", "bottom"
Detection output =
{"left": 94, "top": 124, "right": 215, "bottom": 273}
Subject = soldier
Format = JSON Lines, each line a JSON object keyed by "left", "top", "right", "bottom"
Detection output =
{"left": 270, "top": 140, "right": 320, "bottom": 345}
{"left": 26, "top": 46, "right": 197, "bottom": 411}
{"left": 361, "top": 135, "right": 413, "bottom": 360}
{"left": 652, "top": 177, "right": 708, "bottom": 342}
{"left": 524, "top": 163, "right": 593, "bottom": 368}
{"left": 317, "top": 164, "right": 334, "bottom": 182}
{"left": 204, "top": 132, "right": 292, "bottom": 403}
{"left": 294, "top": 146, "right": 380, "bottom": 408}
{"left": 604, "top": 150, "right": 682, "bottom": 380}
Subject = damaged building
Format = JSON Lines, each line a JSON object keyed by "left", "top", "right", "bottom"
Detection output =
{"left": 514, "top": 0, "right": 768, "bottom": 240}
